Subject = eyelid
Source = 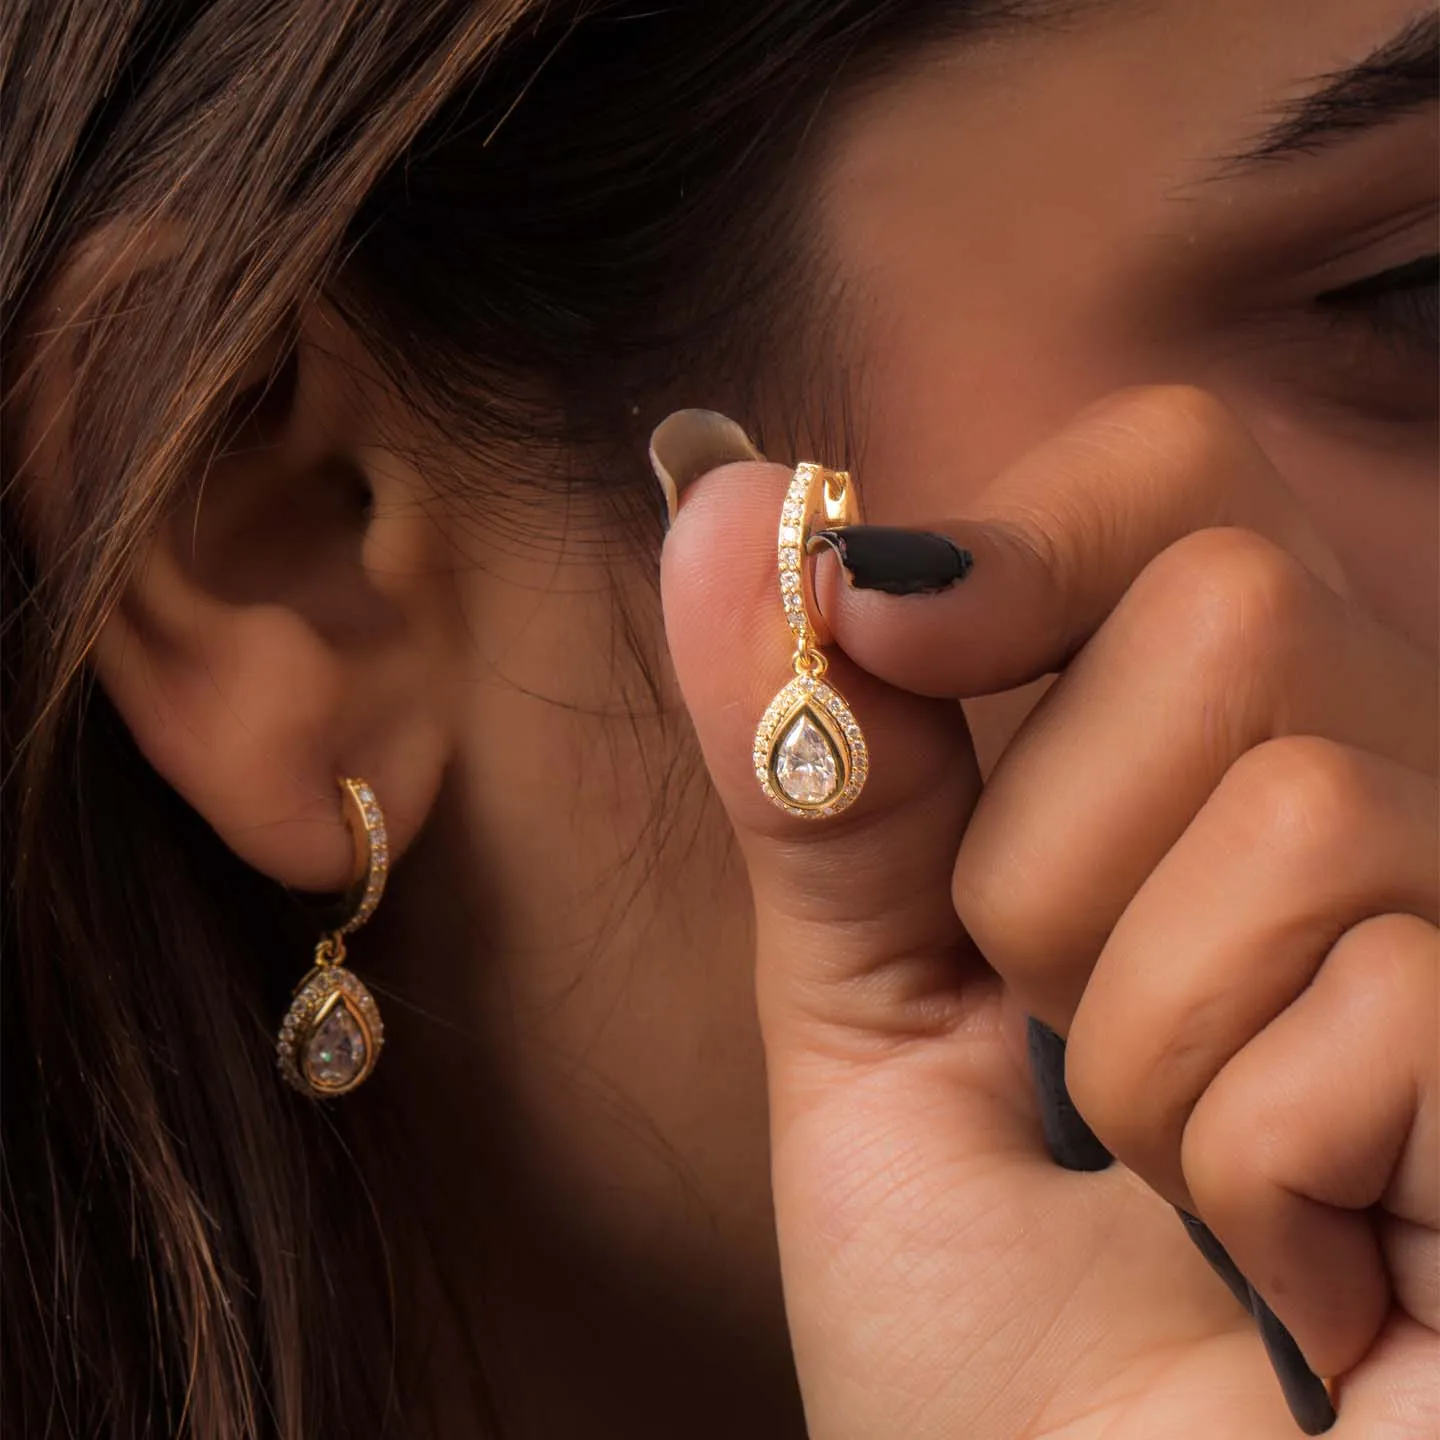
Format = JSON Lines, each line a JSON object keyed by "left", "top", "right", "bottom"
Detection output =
{"left": 1254, "top": 202, "right": 1439, "bottom": 304}
{"left": 1315, "top": 251, "right": 1438, "bottom": 304}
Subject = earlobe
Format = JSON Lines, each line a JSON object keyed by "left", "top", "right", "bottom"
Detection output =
{"left": 55, "top": 299, "right": 458, "bottom": 895}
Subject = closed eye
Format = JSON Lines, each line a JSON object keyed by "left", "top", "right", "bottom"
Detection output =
{"left": 1316, "top": 251, "right": 1438, "bottom": 352}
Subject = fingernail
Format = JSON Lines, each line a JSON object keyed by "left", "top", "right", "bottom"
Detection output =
{"left": 810, "top": 526, "right": 973, "bottom": 595}
{"left": 648, "top": 409, "right": 763, "bottom": 528}
{"left": 1248, "top": 1285, "right": 1336, "bottom": 1434}
{"left": 1026, "top": 1018, "right": 1114, "bottom": 1173}
{"left": 1030, "top": 1019, "right": 1334, "bottom": 1436}
{"left": 1175, "top": 1209, "right": 1254, "bottom": 1311}
{"left": 1029, "top": 1027, "right": 1335, "bottom": 1434}
{"left": 1173, "top": 1211, "right": 1335, "bottom": 1433}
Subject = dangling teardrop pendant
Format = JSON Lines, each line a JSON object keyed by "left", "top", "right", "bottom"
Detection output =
{"left": 753, "top": 462, "right": 868, "bottom": 819}
{"left": 754, "top": 664, "right": 868, "bottom": 817}
{"left": 277, "top": 777, "right": 389, "bottom": 1099}
{"left": 277, "top": 940, "right": 386, "bottom": 1097}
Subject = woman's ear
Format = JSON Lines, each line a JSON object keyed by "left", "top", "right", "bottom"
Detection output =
{"left": 25, "top": 269, "right": 457, "bottom": 893}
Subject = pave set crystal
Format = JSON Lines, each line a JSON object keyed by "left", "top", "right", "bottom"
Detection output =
{"left": 777, "top": 468, "right": 813, "bottom": 640}
{"left": 337, "top": 780, "right": 389, "bottom": 935}
{"left": 276, "top": 964, "right": 385, "bottom": 1096}
{"left": 276, "top": 777, "right": 389, "bottom": 1098}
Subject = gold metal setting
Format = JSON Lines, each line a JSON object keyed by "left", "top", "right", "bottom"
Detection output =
{"left": 754, "top": 463, "right": 869, "bottom": 818}
{"left": 276, "top": 778, "right": 387, "bottom": 1098}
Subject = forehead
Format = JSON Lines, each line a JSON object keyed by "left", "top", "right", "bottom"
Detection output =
{"left": 808, "top": 0, "right": 1435, "bottom": 495}
{"left": 818, "top": 1, "right": 1434, "bottom": 299}
{"left": 825, "top": 1, "right": 1432, "bottom": 190}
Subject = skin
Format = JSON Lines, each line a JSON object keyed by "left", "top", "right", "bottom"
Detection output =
{"left": 42, "top": 0, "right": 1434, "bottom": 1434}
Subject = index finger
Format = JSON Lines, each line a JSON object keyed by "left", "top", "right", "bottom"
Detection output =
{"left": 817, "top": 385, "right": 1346, "bottom": 697}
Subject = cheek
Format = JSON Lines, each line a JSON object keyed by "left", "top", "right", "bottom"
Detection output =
{"left": 838, "top": 272, "right": 1153, "bottom": 527}
{"left": 1210, "top": 393, "right": 1439, "bottom": 654}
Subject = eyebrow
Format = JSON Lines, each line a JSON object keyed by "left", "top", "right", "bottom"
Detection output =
{"left": 1224, "top": 11, "right": 1438, "bottom": 172}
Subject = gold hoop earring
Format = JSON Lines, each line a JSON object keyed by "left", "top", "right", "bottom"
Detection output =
{"left": 752, "top": 463, "right": 869, "bottom": 818}
{"left": 277, "top": 777, "right": 388, "bottom": 1098}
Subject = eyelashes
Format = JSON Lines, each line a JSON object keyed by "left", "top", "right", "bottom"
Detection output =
{"left": 1316, "top": 251, "right": 1439, "bottom": 351}
{"left": 1320, "top": 251, "right": 1438, "bottom": 301}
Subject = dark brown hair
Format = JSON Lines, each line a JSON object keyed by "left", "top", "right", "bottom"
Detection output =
{"left": 3, "top": 2, "right": 1043, "bottom": 1434}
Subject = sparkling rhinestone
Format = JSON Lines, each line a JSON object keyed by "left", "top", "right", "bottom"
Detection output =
{"left": 303, "top": 1002, "right": 369, "bottom": 1090}
{"left": 773, "top": 711, "right": 841, "bottom": 806}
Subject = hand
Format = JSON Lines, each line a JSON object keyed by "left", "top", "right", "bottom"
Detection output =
{"left": 660, "top": 387, "right": 1437, "bottom": 1438}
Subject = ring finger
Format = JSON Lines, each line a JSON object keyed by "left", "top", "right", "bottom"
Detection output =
{"left": 1064, "top": 738, "right": 1437, "bottom": 1210}
{"left": 1179, "top": 912, "right": 1439, "bottom": 1379}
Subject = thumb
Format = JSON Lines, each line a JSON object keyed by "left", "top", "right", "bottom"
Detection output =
{"left": 661, "top": 454, "right": 986, "bottom": 1059}
{"left": 663, "top": 451, "right": 1078, "bottom": 1438}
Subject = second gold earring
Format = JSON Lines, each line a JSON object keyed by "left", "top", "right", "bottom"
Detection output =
{"left": 276, "top": 777, "right": 388, "bottom": 1098}
{"left": 752, "top": 462, "right": 868, "bottom": 818}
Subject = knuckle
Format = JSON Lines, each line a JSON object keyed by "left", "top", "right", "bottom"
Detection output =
{"left": 1182, "top": 1072, "right": 1277, "bottom": 1226}
{"left": 1062, "top": 1033, "right": 1132, "bottom": 1153}
{"left": 1068, "top": 1001, "right": 1212, "bottom": 1158}
{"left": 1217, "top": 736, "right": 1373, "bottom": 865}
{"left": 1136, "top": 527, "right": 1311, "bottom": 684}
{"left": 1074, "top": 384, "right": 1267, "bottom": 529}
{"left": 1322, "top": 913, "right": 1439, "bottom": 1027}
{"left": 1052, "top": 386, "right": 1258, "bottom": 578}
{"left": 1081, "top": 384, "right": 1250, "bottom": 480}
{"left": 951, "top": 852, "right": 1044, "bottom": 983}
{"left": 952, "top": 841, "right": 1084, "bottom": 1016}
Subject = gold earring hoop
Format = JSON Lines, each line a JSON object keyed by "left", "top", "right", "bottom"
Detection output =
{"left": 277, "top": 777, "right": 388, "bottom": 1098}
{"left": 752, "top": 463, "right": 869, "bottom": 818}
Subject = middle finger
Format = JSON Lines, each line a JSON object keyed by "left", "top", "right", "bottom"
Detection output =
{"left": 952, "top": 526, "right": 1435, "bottom": 1025}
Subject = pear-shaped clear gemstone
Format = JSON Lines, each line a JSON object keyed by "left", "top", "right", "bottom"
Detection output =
{"left": 773, "top": 710, "right": 841, "bottom": 805}
{"left": 304, "top": 1001, "right": 369, "bottom": 1090}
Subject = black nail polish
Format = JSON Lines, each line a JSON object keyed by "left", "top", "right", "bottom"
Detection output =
{"left": 810, "top": 526, "right": 973, "bottom": 595}
{"left": 1249, "top": 1285, "right": 1336, "bottom": 1434}
{"left": 1174, "top": 1210, "right": 1253, "bottom": 1311}
{"left": 1029, "top": 1023, "right": 1337, "bottom": 1435}
{"left": 1026, "top": 1018, "right": 1113, "bottom": 1172}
